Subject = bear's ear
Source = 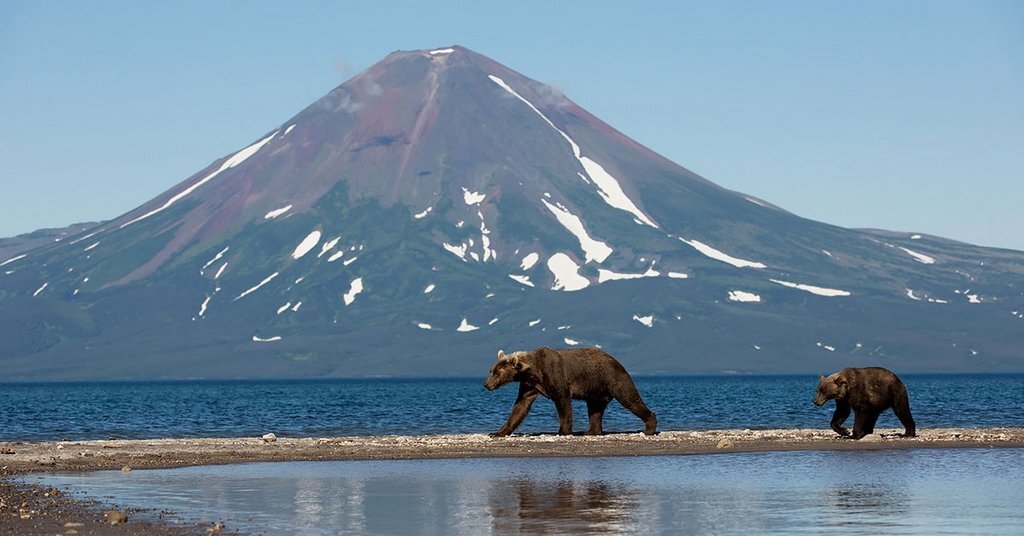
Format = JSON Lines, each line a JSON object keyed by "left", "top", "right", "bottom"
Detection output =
{"left": 818, "top": 374, "right": 826, "bottom": 382}
{"left": 497, "top": 349, "right": 505, "bottom": 359}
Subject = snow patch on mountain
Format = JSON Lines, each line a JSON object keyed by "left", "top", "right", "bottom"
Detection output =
{"left": 633, "top": 314, "right": 654, "bottom": 327}
{"left": 541, "top": 199, "right": 612, "bottom": 263}
{"left": 899, "top": 247, "right": 936, "bottom": 265}
{"left": 488, "top": 74, "right": 657, "bottom": 229}
{"left": 236, "top": 272, "right": 279, "bottom": 300}
{"left": 253, "top": 335, "right": 282, "bottom": 343}
{"left": 598, "top": 266, "right": 660, "bottom": 283}
{"left": 463, "top": 188, "right": 486, "bottom": 205}
{"left": 197, "top": 296, "right": 211, "bottom": 317}
{"left": 292, "top": 231, "right": 322, "bottom": 260}
{"left": 457, "top": 318, "right": 479, "bottom": 332}
{"left": 318, "top": 237, "right": 341, "bottom": 258}
{"left": 214, "top": 262, "right": 228, "bottom": 279}
{"left": 509, "top": 274, "right": 534, "bottom": 287}
{"left": 770, "top": 279, "right": 851, "bottom": 297}
{"left": 680, "top": 238, "right": 766, "bottom": 269}
{"left": 84, "top": 241, "right": 100, "bottom": 252}
{"left": 414, "top": 206, "right": 432, "bottom": 219}
{"left": 122, "top": 131, "right": 278, "bottom": 229}
{"left": 32, "top": 282, "right": 48, "bottom": 297}
{"left": 0, "top": 254, "right": 27, "bottom": 266}
{"left": 521, "top": 252, "right": 539, "bottom": 270}
{"left": 443, "top": 242, "right": 468, "bottom": 261}
{"left": 728, "top": 290, "right": 761, "bottom": 303}
{"left": 343, "top": 277, "right": 364, "bottom": 305}
{"left": 430, "top": 48, "right": 455, "bottom": 55}
{"left": 579, "top": 156, "right": 659, "bottom": 228}
{"left": 69, "top": 230, "right": 101, "bottom": 246}
{"left": 201, "top": 247, "right": 229, "bottom": 274}
{"left": 547, "top": 253, "right": 590, "bottom": 292}
{"left": 478, "top": 210, "right": 495, "bottom": 262}
{"left": 667, "top": 272, "right": 689, "bottom": 279}
{"left": 265, "top": 205, "right": 293, "bottom": 219}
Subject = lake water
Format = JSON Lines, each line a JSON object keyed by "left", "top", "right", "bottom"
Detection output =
{"left": 9, "top": 375, "right": 1024, "bottom": 534}
{"left": 32, "top": 448, "right": 1024, "bottom": 535}
{"left": 2, "top": 374, "right": 1023, "bottom": 441}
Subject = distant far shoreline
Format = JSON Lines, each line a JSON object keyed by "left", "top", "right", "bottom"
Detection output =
{"left": 3, "top": 370, "right": 1024, "bottom": 385}
{"left": 3, "top": 428, "right": 1023, "bottom": 476}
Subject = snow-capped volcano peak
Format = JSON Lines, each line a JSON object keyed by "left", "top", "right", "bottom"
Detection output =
{"left": 1, "top": 46, "right": 1021, "bottom": 380}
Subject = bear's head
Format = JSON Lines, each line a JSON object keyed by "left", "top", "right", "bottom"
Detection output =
{"left": 813, "top": 372, "right": 848, "bottom": 406}
{"left": 483, "top": 350, "right": 530, "bottom": 391}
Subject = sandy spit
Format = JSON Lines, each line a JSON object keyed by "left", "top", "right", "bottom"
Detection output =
{"left": 4, "top": 427, "right": 1024, "bottom": 475}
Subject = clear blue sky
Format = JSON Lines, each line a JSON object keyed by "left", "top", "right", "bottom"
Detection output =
{"left": 2, "top": 1, "right": 1022, "bottom": 250}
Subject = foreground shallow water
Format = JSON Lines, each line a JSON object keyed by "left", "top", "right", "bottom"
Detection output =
{"left": 33, "top": 448, "right": 1023, "bottom": 535}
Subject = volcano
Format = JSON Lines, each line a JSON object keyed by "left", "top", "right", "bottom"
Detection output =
{"left": 2, "top": 46, "right": 1022, "bottom": 380}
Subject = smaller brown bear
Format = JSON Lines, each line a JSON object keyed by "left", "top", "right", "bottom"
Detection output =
{"left": 483, "top": 347, "right": 657, "bottom": 436}
{"left": 814, "top": 367, "right": 916, "bottom": 439}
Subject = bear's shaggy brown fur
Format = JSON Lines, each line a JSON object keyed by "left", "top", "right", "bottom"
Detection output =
{"left": 814, "top": 367, "right": 916, "bottom": 439}
{"left": 483, "top": 347, "right": 657, "bottom": 436}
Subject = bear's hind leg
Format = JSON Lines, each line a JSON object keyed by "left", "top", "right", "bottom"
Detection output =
{"left": 893, "top": 390, "right": 917, "bottom": 437}
{"left": 585, "top": 399, "right": 610, "bottom": 435}
{"left": 851, "top": 410, "right": 880, "bottom": 439}
{"left": 616, "top": 394, "right": 657, "bottom": 435}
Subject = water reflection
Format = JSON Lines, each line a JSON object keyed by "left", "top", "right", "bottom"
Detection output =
{"left": 821, "top": 484, "right": 910, "bottom": 530}
{"left": 33, "top": 449, "right": 1024, "bottom": 535}
{"left": 489, "top": 479, "right": 636, "bottom": 534}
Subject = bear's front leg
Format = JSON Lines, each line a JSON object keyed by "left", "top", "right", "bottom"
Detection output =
{"left": 553, "top": 396, "right": 574, "bottom": 435}
{"left": 831, "top": 400, "right": 852, "bottom": 437}
{"left": 491, "top": 385, "right": 539, "bottom": 437}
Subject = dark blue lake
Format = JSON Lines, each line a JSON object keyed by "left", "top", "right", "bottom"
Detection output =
{"left": 2, "top": 374, "right": 1021, "bottom": 441}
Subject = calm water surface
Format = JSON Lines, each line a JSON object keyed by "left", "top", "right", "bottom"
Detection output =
{"left": 2, "top": 374, "right": 1022, "bottom": 441}
{"left": 34, "top": 448, "right": 1023, "bottom": 535}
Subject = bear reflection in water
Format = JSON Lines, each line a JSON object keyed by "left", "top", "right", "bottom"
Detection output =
{"left": 822, "top": 484, "right": 911, "bottom": 529}
{"left": 814, "top": 367, "right": 917, "bottom": 439}
{"left": 489, "top": 479, "right": 636, "bottom": 534}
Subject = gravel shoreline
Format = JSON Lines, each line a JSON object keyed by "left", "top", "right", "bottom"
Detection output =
{"left": 4, "top": 427, "right": 1023, "bottom": 534}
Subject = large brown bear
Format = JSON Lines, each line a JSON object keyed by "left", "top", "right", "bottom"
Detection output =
{"left": 814, "top": 367, "right": 916, "bottom": 439}
{"left": 483, "top": 347, "right": 657, "bottom": 436}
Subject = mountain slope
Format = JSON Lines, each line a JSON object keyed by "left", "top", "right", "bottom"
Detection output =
{"left": 1, "top": 46, "right": 1022, "bottom": 380}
